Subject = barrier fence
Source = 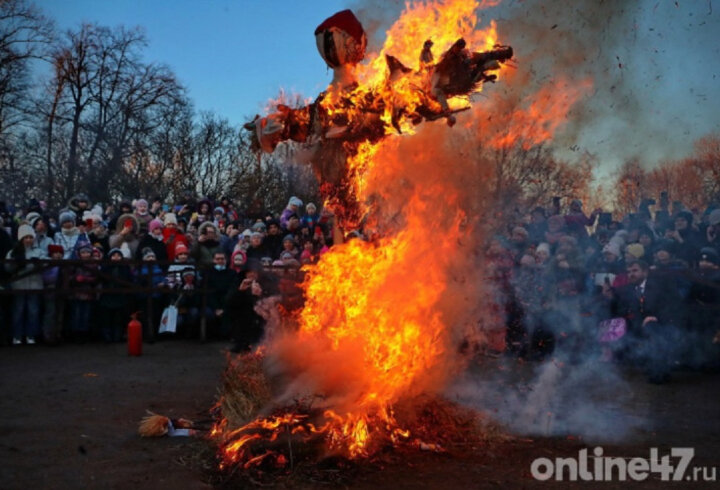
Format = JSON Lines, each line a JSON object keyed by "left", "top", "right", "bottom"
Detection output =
{"left": 0, "top": 258, "right": 305, "bottom": 342}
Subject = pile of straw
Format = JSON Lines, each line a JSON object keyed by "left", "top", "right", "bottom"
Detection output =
{"left": 217, "top": 351, "right": 272, "bottom": 429}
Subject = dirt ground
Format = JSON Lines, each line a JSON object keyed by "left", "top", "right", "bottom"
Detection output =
{"left": 1, "top": 341, "right": 718, "bottom": 489}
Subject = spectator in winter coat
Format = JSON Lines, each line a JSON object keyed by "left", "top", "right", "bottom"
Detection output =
{"left": 230, "top": 249, "right": 247, "bottom": 273}
{"left": 87, "top": 215, "right": 110, "bottom": 253}
{"left": 54, "top": 211, "right": 86, "bottom": 259}
{"left": 161, "top": 213, "right": 189, "bottom": 262}
{"left": 301, "top": 203, "right": 319, "bottom": 230}
{"left": 225, "top": 259, "right": 279, "bottom": 352}
{"left": 107, "top": 200, "right": 132, "bottom": 231}
{"left": 133, "top": 199, "right": 153, "bottom": 234}
{"left": 610, "top": 259, "right": 685, "bottom": 383}
{"left": 30, "top": 216, "right": 53, "bottom": 253}
{"left": 280, "top": 196, "right": 303, "bottom": 230}
{"left": 564, "top": 199, "right": 601, "bottom": 244}
{"left": 5, "top": 225, "right": 45, "bottom": 345}
{"left": 100, "top": 248, "right": 133, "bottom": 342}
{"left": 263, "top": 220, "right": 283, "bottom": 260}
{"left": 135, "top": 247, "right": 165, "bottom": 337}
{"left": 68, "top": 242, "right": 99, "bottom": 341}
{"left": 166, "top": 243, "right": 196, "bottom": 290}
{"left": 109, "top": 214, "right": 140, "bottom": 259}
{"left": 135, "top": 219, "right": 168, "bottom": 263}
{"left": 191, "top": 222, "right": 224, "bottom": 267}
{"left": 665, "top": 211, "right": 703, "bottom": 267}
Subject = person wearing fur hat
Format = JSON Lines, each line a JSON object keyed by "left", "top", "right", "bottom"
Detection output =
{"left": 67, "top": 193, "right": 91, "bottom": 217}
{"left": 135, "top": 218, "right": 168, "bottom": 263}
{"left": 107, "top": 200, "right": 133, "bottom": 231}
{"left": 109, "top": 214, "right": 140, "bottom": 259}
{"left": 5, "top": 225, "right": 45, "bottom": 345}
{"left": 54, "top": 210, "right": 86, "bottom": 259}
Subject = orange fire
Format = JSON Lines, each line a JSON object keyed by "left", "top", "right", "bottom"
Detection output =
{"left": 216, "top": 0, "right": 588, "bottom": 469}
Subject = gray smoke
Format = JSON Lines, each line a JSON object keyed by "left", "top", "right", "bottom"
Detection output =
{"left": 447, "top": 357, "right": 649, "bottom": 442}
{"left": 351, "top": 0, "right": 720, "bottom": 172}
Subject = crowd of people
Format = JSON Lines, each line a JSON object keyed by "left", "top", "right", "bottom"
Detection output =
{"left": 0, "top": 194, "right": 328, "bottom": 351}
{"left": 490, "top": 198, "right": 720, "bottom": 383}
{"left": 2, "top": 193, "right": 719, "bottom": 383}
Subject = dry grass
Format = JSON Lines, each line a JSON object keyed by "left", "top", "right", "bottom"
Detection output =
{"left": 217, "top": 351, "right": 273, "bottom": 430}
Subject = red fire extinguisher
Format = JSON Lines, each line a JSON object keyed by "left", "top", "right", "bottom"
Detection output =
{"left": 128, "top": 312, "right": 142, "bottom": 356}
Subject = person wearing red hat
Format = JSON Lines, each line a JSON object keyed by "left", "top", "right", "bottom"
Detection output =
{"left": 165, "top": 242, "right": 195, "bottom": 290}
{"left": 163, "top": 213, "right": 189, "bottom": 262}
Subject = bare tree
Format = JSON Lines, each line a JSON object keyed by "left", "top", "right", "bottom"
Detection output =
{"left": 40, "top": 23, "right": 186, "bottom": 204}
{"left": 0, "top": 0, "right": 54, "bottom": 202}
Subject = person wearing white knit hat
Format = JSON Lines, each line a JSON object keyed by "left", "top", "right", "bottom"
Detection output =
{"left": 6, "top": 224, "right": 45, "bottom": 345}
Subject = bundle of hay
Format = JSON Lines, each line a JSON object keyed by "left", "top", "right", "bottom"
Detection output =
{"left": 218, "top": 351, "right": 273, "bottom": 429}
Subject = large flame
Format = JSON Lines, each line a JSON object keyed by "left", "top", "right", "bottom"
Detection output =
{"left": 216, "top": 0, "right": 588, "bottom": 468}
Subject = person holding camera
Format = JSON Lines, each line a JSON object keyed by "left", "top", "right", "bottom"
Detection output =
{"left": 564, "top": 199, "right": 602, "bottom": 245}
{"left": 109, "top": 214, "right": 140, "bottom": 259}
{"left": 225, "top": 258, "right": 279, "bottom": 353}
{"left": 190, "top": 222, "right": 223, "bottom": 267}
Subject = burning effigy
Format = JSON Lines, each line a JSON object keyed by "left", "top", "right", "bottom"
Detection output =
{"left": 206, "top": 2, "right": 518, "bottom": 476}
{"left": 244, "top": 8, "right": 512, "bottom": 231}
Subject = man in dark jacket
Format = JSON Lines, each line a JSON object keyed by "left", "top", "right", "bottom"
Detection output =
{"left": 100, "top": 248, "right": 133, "bottom": 342}
{"left": 225, "top": 259, "right": 279, "bottom": 352}
{"left": 612, "top": 259, "right": 685, "bottom": 383}
{"left": 203, "top": 252, "right": 236, "bottom": 338}
{"left": 686, "top": 248, "right": 720, "bottom": 370}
